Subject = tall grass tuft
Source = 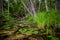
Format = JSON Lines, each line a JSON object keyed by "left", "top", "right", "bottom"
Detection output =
{"left": 26, "top": 9, "right": 60, "bottom": 29}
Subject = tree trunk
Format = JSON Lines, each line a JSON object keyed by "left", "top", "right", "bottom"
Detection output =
{"left": 21, "top": 0, "right": 33, "bottom": 17}
{"left": 56, "top": 0, "right": 60, "bottom": 11}
{"left": 45, "top": 0, "right": 49, "bottom": 11}
{"left": 8, "top": 0, "right": 9, "bottom": 15}
{"left": 29, "top": 0, "right": 36, "bottom": 17}
{"left": 0, "top": 0, "right": 3, "bottom": 14}
{"left": 39, "top": 0, "right": 42, "bottom": 12}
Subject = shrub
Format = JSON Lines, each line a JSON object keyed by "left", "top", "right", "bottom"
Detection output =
{"left": 26, "top": 9, "right": 60, "bottom": 29}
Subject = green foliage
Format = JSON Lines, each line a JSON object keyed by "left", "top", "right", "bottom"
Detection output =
{"left": 51, "top": 37, "right": 59, "bottom": 40}
{"left": 26, "top": 9, "right": 60, "bottom": 29}
{"left": 2, "top": 9, "right": 17, "bottom": 30}
{"left": 1, "top": 0, "right": 60, "bottom": 40}
{"left": 26, "top": 28, "right": 33, "bottom": 34}
{"left": 26, "top": 28, "right": 38, "bottom": 34}
{"left": 2, "top": 24, "right": 11, "bottom": 30}
{"left": 26, "top": 14, "right": 33, "bottom": 21}
{"left": 18, "top": 28, "right": 27, "bottom": 33}
{"left": 47, "top": 36, "right": 59, "bottom": 40}
{"left": 34, "top": 11, "right": 47, "bottom": 28}
{"left": 32, "top": 30, "right": 38, "bottom": 34}
{"left": 3, "top": 9, "right": 14, "bottom": 21}
{"left": 18, "top": 28, "right": 38, "bottom": 35}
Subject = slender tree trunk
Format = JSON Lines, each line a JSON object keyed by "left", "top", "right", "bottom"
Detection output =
{"left": 39, "top": 0, "right": 42, "bottom": 12}
{"left": 45, "top": 0, "right": 49, "bottom": 11}
{"left": 29, "top": 0, "right": 33, "bottom": 14}
{"left": 8, "top": 0, "right": 9, "bottom": 15}
{"left": 14, "top": 0, "right": 17, "bottom": 5}
{"left": 0, "top": 0, "right": 3, "bottom": 14}
{"left": 56, "top": 0, "right": 60, "bottom": 11}
{"left": 21, "top": 0, "right": 33, "bottom": 17}
{"left": 21, "top": 0, "right": 36, "bottom": 17}
{"left": 29, "top": 0, "right": 36, "bottom": 17}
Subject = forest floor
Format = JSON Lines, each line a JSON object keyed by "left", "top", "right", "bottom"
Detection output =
{"left": 0, "top": 19, "right": 60, "bottom": 40}
{"left": 0, "top": 26, "right": 60, "bottom": 40}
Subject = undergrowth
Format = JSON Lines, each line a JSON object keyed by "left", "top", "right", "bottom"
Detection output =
{"left": 0, "top": 9, "right": 60, "bottom": 40}
{"left": 26, "top": 9, "right": 60, "bottom": 29}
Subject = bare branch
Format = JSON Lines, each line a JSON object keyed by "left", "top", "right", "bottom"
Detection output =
{"left": 21, "top": 0, "right": 33, "bottom": 17}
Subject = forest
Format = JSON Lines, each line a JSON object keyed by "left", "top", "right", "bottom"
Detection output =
{"left": 0, "top": 0, "right": 60, "bottom": 40}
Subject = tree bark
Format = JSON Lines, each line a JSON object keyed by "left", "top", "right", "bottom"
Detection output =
{"left": 39, "top": 0, "right": 42, "bottom": 12}
{"left": 8, "top": 0, "right": 9, "bottom": 15}
{"left": 0, "top": 0, "right": 3, "bottom": 14}
{"left": 56, "top": 0, "right": 60, "bottom": 11}
{"left": 21, "top": 0, "right": 33, "bottom": 17}
{"left": 29, "top": 0, "right": 36, "bottom": 17}
{"left": 45, "top": 0, "right": 49, "bottom": 11}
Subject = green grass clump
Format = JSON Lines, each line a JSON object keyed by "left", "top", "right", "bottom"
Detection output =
{"left": 26, "top": 9, "right": 60, "bottom": 29}
{"left": 34, "top": 11, "right": 47, "bottom": 28}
